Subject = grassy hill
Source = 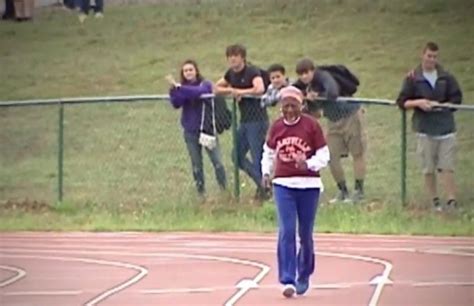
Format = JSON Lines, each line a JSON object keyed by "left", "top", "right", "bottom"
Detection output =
{"left": 0, "top": 0, "right": 473, "bottom": 234}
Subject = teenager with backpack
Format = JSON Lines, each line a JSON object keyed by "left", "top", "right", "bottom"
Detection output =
{"left": 293, "top": 58, "right": 367, "bottom": 203}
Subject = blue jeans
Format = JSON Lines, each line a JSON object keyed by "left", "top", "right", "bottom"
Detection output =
{"left": 234, "top": 120, "right": 268, "bottom": 188}
{"left": 184, "top": 131, "right": 227, "bottom": 194}
{"left": 273, "top": 184, "right": 321, "bottom": 285}
{"left": 78, "top": 0, "right": 103, "bottom": 13}
{"left": 63, "top": 0, "right": 75, "bottom": 9}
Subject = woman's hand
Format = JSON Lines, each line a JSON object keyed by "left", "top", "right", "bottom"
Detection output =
{"left": 165, "top": 75, "right": 179, "bottom": 88}
{"left": 294, "top": 152, "right": 308, "bottom": 170}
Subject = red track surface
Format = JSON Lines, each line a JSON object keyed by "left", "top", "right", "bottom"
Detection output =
{"left": 0, "top": 232, "right": 473, "bottom": 306}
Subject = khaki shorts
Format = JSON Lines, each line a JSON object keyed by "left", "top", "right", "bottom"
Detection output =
{"left": 327, "top": 108, "right": 367, "bottom": 158}
{"left": 417, "top": 134, "right": 456, "bottom": 174}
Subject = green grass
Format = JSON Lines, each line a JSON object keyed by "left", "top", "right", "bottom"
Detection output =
{"left": 1, "top": 200, "right": 472, "bottom": 236}
{"left": 0, "top": 0, "right": 473, "bottom": 235}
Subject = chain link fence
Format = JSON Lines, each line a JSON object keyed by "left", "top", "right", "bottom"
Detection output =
{"left": 0, "top": 105, "right": 57, "bottom": 203}
{"left": 0, "top": 95, "right": 472, "bottom": 211}
{"left": 0, "top": 98, "right": 236, "bottom": 209}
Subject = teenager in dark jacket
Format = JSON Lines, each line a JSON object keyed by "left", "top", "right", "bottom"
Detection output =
{"left": 397, "top": 42, "right": 462, "bottom": 211}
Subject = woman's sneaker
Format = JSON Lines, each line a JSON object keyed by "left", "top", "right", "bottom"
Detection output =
{"left": 445, "top": 199, "right": 457, "bottom": 212}
{"left": 281, "top": 284, "right": 296, "bottom": 298}
{"left": 432, "top": 197, "right": 442, "bottom": 212}
{"left": 329, "top": 190, "right": 352, "bottom": 204}
{"left": 296, "top": 279, "right": 310, "bottom": 295}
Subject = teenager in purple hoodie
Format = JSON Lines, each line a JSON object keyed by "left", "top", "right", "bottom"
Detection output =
{"left": 167, "top": 60, "right": 227, "bottom": 196}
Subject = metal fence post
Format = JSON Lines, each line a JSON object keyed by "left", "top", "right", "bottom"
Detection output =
{"left": 231, "top": 98, "right": 240, "bottom": 200}
{"left": 57, "top": 102, "right": 64, "bottom": 203}
{"left": 401, "top": 108, "right": 407, "bottom": 206}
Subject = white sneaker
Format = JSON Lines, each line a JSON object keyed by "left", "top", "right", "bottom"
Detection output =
{"left": 329, "top": 190, "right": 352, "bottom": 204}
{"left": 282, "top": 284, "right": 296, "bottom": 298}
{"left": 94, "top": 12, "right": 104, "bottom": 18}
{"left": 78, "top": 13, "right": 87, "bottom": 23}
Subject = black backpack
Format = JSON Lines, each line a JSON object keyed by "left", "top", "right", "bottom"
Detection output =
{"left": 214, "top": 95, "right": 232, "bottom": 134}
{"left": 258, "top": 67, "right": 271, "bottom": 91}
{"left": 247, "top": 63, "right": 271, "bottom": 91}
{"left": 318, "top": 65, "right": 360, "bottom": 97}
{"left": 203, "top": 95, "right": 232, "bottom": 135}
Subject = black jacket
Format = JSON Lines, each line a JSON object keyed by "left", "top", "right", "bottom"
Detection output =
{"left": 396, "top": 64, "right": 462, "bottom": 136}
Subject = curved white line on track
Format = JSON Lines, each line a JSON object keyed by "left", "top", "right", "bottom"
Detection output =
{"left": 0, "top": 250, "right": 269, "bottom": 306}
{"left": 126, "top": 253, "right": 270, "bottom": 306}
{"left": 0, "top": 265, "right": 26, "bottom": 288}
{"left": 0, "top": 254, "right": 148, "bottom": 306}
{"left": 1, "top": 234, "right": 472, "bottom": 306}
{"left": 3, "top": 290, "right": 82, "bottom": 296}
{"left": 4, "top": 243, "right": 472, "bottom": 306}
{"left": 319, "top": 252, "right": 392, "bottom": 306}
{"left": 0, "top": 248, "right": 393, "bottom": 306}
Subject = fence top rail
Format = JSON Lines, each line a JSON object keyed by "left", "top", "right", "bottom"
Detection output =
{"left": 0, "top": 95, "right": 172, "bottom": 107}
{"left": 0, "top": 94, "right": 473, "bottom": 110}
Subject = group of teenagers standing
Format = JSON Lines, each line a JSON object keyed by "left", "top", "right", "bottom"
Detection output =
{"left": 167, "top": 42, "right": 463, "bottom": 298}
{"left": 167, "top": 44, "right": 367, "bottom": 203}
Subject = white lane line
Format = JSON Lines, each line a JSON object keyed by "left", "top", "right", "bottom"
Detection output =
{"left": 3, "top": 290, "right": 82, "bottom": 296}
{"left": 314, "top": 283, "right": 354, "bottom": 289}
{"left": 140, "top": 282, "right": 352, "bottom": 295}
{"left": 142, "top": 288, "right": 215, "bottom": 294}
{"left": 3, "top": 246, "right": 472, "bottom": 305}
{"left": 1, "top": 248, "right": 391, "bottom": 306}
{"left": 140, "top": 279, "right": 474, "bottom": 296}
{"left": 151, "top": 253, "right": 270, "bottom": 306}
{"left": 0, "top": 254, "right": 148, "bottom": 306}
{"left": 1, "top": 234, "right": 472, "bottom": 246}
{"left": 0, "top": 249, "right": 269, "bottom": 306}
{"left": 421, "top": 249, "right": 474, "bottom": 257}
{"left": 0, "top": 242, "right": 420, "bottom": 254}
{"left": 0, "top": 265, "right": 26, "bottom": 288}
{"left": 370, "top": 275, "right": 393, "bottom": 285}
{"left": 5, "top": 240, "right": 474, "bottom": 256}
{"left": 412, "top": 281, "right": 474, "bottom": 287}
{"left": 318, "top": 251, "right": 393, "bottom": 306}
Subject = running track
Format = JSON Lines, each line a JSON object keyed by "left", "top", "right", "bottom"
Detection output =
{"left": 0, "top": 232, "right": 473, "bottom": 305}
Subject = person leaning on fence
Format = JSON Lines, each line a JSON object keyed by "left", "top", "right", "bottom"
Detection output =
{"left": 77, "top": 0, "right": 104, "bottom": 23}
{"left": 12, "top": 0, "right": 34, "bottom": 22}
{"left": 260, "top": 64, "right": 289, "bottom": 108}
{"left": 261, "top": 86, "right": 330, "bottom": 298}
{"left": 2, "top": 0, "right": 15, "bottom": 20}
{"left": 214, "top": 44, "right": 270, "bottom": 201}
{"left": 167, "top": 59, "right": 227, "bottom": 197}
{"left": 293, "top": 58, "right": 367, "bottom": 203}
{"left": 396, "top": 42, "right": 462, "bottom": 212}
